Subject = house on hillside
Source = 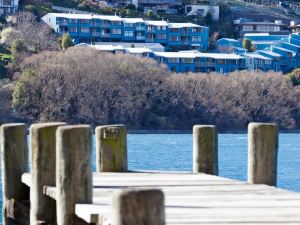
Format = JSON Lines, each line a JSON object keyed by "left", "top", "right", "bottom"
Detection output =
{"left": 116, "top": 0, "right": 181, "bottom": 14}
{"left": 0, "top": 0, "right": 18, "bottom": 15}
{"left": 234, "top": 18, "right": 290, "bottom": 37}
{"left": 185, "top": 5, "right": 219, "bottom": 21}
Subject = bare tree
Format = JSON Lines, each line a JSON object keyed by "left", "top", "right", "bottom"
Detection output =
{"left": 12, "top": 47, "right": 300, "bottom": 130}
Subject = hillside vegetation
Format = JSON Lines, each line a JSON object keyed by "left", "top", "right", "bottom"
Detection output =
{"left": 12, "top": 47, "right": 300, "bottom": 130}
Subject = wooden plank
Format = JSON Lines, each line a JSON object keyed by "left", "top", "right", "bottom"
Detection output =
{"left": 21, "top": 172, "right": 300, "bottom": 225}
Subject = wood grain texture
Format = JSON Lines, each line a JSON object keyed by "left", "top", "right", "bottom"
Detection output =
{"left": 22, "top": 172, "right": 300, "bottom": 225}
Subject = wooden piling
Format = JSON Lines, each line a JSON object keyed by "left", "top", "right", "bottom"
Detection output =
{"left": 30, "top": 123, "right": 66, "bottom": 225}
{"left": 56, "top": 125, "right": 92, "bottom": 225}
{"left": 248, "top": 122, "right": 278, "bottom": 186}
{"left": 111, "top": 189, "right": 165, "bottom": 225}
{"left": 193, "top": 125, "right": 218, "bottom": 175}
{"left": 1, "top": 123, "right": 28, "bottom": 225}
{"left": 95, "top": 125, "right": 127, "bottom": 172}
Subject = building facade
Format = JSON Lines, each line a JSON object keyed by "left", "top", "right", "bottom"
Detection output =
{"left": 77, "top": 31, "right": 300, "bottom": 74}
{"left": 185, "top": 5, "right": 219, "bottom": 21}
{"left": 234, "top": 19, "right": 290, "bottom": 37}
{"left": 42, "top": 13, "right": 209, "bottom": 51}
{"left": 0, "top": 0, "right": 18, "bottom": 15}
{"left": 243, "top": 33, "right": 289, "bottom": 50}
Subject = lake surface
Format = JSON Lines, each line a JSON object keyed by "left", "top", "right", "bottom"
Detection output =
{"left": 1, "top": 133, "right": 300, "bottom": 223}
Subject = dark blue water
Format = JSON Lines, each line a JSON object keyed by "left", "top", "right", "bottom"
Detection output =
{"left": 1, "top": 133, "right": 300, "bottom": 223}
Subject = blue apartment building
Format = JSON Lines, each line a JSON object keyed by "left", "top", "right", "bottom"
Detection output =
{"left": 42, "top": 13, "right": 300, "bottom": 74}
{"left": 243, "top": 33, "right": 289, "bottom": 50}
{"left": 213, "top": 33, "right": 300, "bottom": 73}
{"left": 153, "top": 52, "right": 245, "bottom": 73}
{"left": 42, "top": 13, "right": 209, "bottom": 51}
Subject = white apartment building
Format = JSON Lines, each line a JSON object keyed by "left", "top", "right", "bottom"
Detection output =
{"left": 185, "top": 5, "right": 219, "bottom": 21}
{"left": 0, "top": 0, "right": 19, "bottom": 15}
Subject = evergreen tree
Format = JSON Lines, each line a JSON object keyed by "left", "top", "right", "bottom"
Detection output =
{"left": 242, "top": 38, "right": 255, "bottom": 52}
{"left": 61, "top": 33, "right": 74, "bottom": 50}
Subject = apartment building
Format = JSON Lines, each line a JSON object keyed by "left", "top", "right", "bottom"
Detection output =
{"left": 0, "top": 0, "right": 18, "bottom": 15}
{"left": 243, "top": 33, "right": 289, "bottom": 50}
{"left": 234, "top": 18, "right": 290, "bottom": 37}
{"left": 42, "top": 13, "right": 209, "bottom": 51}
{"left": 185, "top": 5, "right": 219, "bottom": 21}
{"left": 153, "top": 51, "right": 245, "bottom": 73}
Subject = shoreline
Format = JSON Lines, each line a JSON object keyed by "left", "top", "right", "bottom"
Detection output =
{"left": 127, "top": 129, "right": 300, "bottom": 134}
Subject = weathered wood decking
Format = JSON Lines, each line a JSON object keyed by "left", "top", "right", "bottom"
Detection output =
{"left": 22, "top": 171, "right": 300, "bottom": 225}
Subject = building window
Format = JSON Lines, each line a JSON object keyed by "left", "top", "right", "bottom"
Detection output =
{"left": 147, "top": 25, "right": 154, "bottom": 31}
{"left": 157, "top": 26, "right": 167, "bottom": 30}
{"left": 168, "top": 58, "right": 180, "bottom": 63}
{"left": 124, "top": 23, "right": 134, "bottom": 27}
{"left": 70, "top": 19, "right": 77, "bottom": 23}
{"left": 182, "top": 58, "right": 193, "bottom": 64}
{"left": 192, "top": 36, "right": 201, "bottom": 42}
{"left": 111, "top": 21, "right": 121, "bottom": 25}
{"left": 124, "top": 31, "right": 134, "bottom": 37}
{"left": 196, "top": 9, "right": 205, "bottom": 16}
{"left": 69, "top": 27, "right": 78, "bottom": 32}
{"left": 169, "top": 35, "right": 179, "bottom": 41}
{"left": 216, "top": 59, "right": 226, "bottom": 64}
{"left": 156, "top": 33, "right": 166, "bottom": 39}
{"left": 112, "top": 29, "right": 122, "bottom": 34}
{"left": 227, "top": 59, "right": 237, "bottom": 64}
{"left": 169, "top": 28, "right": 179, "bottom": 32}
{"left": 80, "top": 27, "right": 90, "bottom": 33}
{"left": 265, "top": 60, "right": 272, "bottom": 65}
{"left": 80, "top": 19, "right": 90, "bottom": 24}
{"left": 192, "top": 27, "right": 202, "bottom": 32}
{"left": 242, "top": 25, "right": 253, "bottom": 31}
{"left": 59, "top": 18, "right": 68, "bottom": 24}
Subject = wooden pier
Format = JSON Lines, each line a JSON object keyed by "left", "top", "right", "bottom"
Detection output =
{"left": 1, "top": 122, "right": 300, "bottom": 225}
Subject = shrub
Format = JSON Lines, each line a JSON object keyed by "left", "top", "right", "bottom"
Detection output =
{"left": 61, "top": 33, "right": 74, "bottom": 50}
{"left": 12, "top": 47, "right": 300, "bottom": 130}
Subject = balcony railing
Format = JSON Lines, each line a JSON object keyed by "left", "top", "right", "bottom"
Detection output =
{"left": 136, "top": 26, "right": 146, "bottom": 31}
{"left": 101, "top": 23, "right": 110, "bottom": 28}
{"left": 101, "top": 33, "right": 110, "bottom": 37}
{"left": 181, "top": 31, "right": 189, "bottom": 36}
{"left": 91, "top": 22, "right": 101, "bottom": 26}
{"left": 136, "top": 36, "right": 146, "bottom": 40}
{"left": 92, "top": 32, "right": 101, "bottom": 37}
{"left": 58, "top": 22, "right": 69, "bottom": 26}
{"left": 146, "top": 38, "right": 154, "bottom": 42}
{"left": 195, "top": 62, "right": 215, "bottom": 67}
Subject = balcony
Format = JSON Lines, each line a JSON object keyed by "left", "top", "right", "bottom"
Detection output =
{"left": 195, "top": 62, "right": 215, "bottom": 67}
{"left": 58, "top": 22, "right": 69, "bottom": 26}
{"left": 136, "top": 26, "right": 146, "bottom": 31}
{"left": 91, "top": 22, "right": 101, "bottom": 27}
{"left": 92, "top": 32, "right": 101, "bottom": 37}
{"left": 136, "top": 36, "right": 146, "bottom": 40}
{"left": 101, "top": 23, "right": 111, "bottom": 28}
{"left": 101, "top": 33, "right": 110, "bottom": 38}
{"left": 181, "top": 40, "right": 189, "bottom": 45}
{"left": 181, "top": 30, "right": 189, "bottom": 36}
